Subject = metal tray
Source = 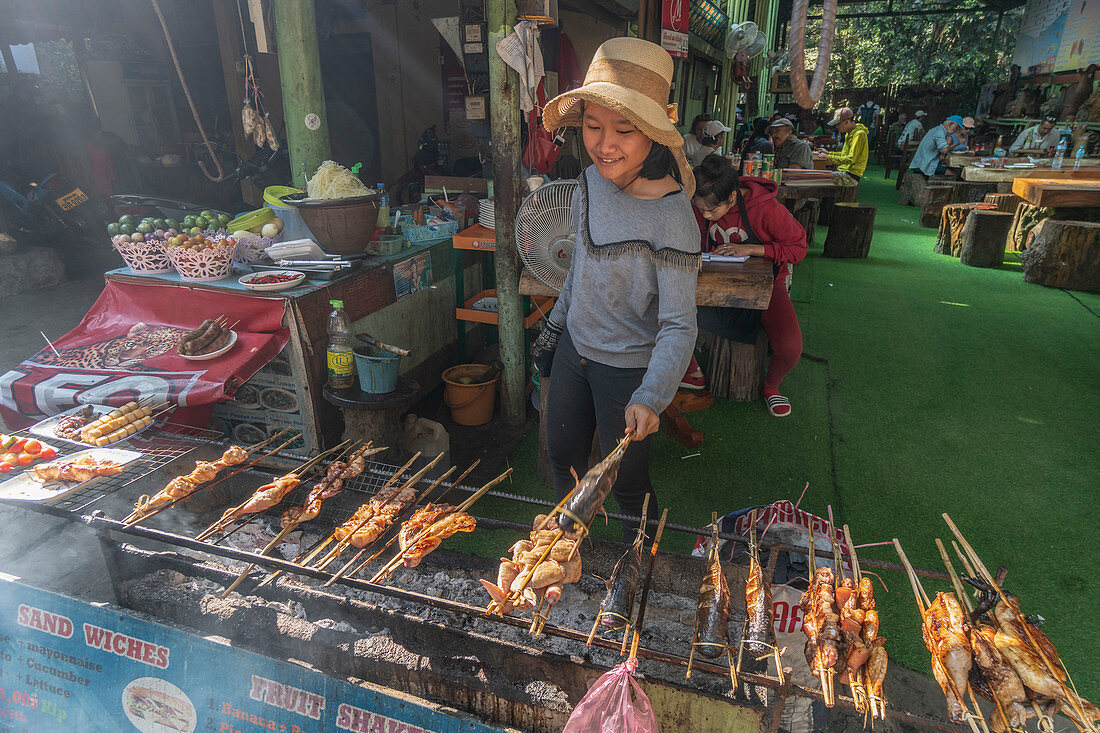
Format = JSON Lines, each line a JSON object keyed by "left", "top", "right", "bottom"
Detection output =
{"left": 29, "top": 404, "right": 168, "bottom": 448}
{"left": 0, "top": 448, "right": 143, "bottom": 504}
{"left": 250, "top": 259, "right": 360, "bottom": 281}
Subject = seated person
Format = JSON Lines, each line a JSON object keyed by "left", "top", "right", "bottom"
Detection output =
{"left": 681, "top": 155, "right": 806, "bottom": 418}
{"left": 682, "top": 113, "right": 710, "bottom": 163}
{"left": 689, "top": 119, "right": 732, "bottom": 166}
{"left": 946, "top": 116, "right": 976, "bottom": 152}
{"left": 739, "top": 118, "right": 775, "bottom": 163}
{"left": 822, "top": 107, "right": 869, "bottom": 181}
{"left": 909, "top": 115, "right": 962, "bottom": 177}
{"left": 1009, "top": 115, "right": 1061, "bottom": 154}
{"left": 768, "top": 118, "right": 813, "bottom": 169}
{"left": 897, "top": 109, "right": 926, "bottom": 148}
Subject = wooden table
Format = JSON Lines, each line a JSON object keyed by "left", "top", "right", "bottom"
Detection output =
{"left": 519, "top": 258, "right": 774, "bottom": 310}
{"left": 1012, "top": 178, "right": 1100, "bottom": 207}
{"left": 960, "top": 165, "right": 1100, "bottom": 183}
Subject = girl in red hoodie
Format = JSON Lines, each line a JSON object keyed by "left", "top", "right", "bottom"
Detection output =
{"left": 686, "top": 154, "right": 807, "bottom": 417}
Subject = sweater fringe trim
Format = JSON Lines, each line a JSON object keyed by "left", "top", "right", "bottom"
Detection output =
{"left": 583, "top": 238, "right": 702, "bottom": 272}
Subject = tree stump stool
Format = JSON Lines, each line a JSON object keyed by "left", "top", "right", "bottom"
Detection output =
{"left": 323, "top": 377, "right": 420, "bottom": 453}
{"left": 791, "top": 199, "right": 819, "bottom": 246}
{"left": 698, "top": 329, "right": 768, "bottom": 401}
{"left": 1020, "top": 220, "right": 1100, "bottom": 291}
{"left": 958, "top": 210, "right": 1014, "bottom": 267}
{"left": 920, "top": 186, "right": 954, "bottom": 228}
{"left": 1009, "top": 203, "right": 1054, "bottom": 252}
{"left": 936, "top": 203, "right": 993, "bottom": 256}
{"left": 954, "top": 181, "right": 999, "bottom": 204}
{"left": 818, "top": 186, "right": 857, "bottom": 226}
{"left": 984, "top": 192, "right": 1023, "bottom": 213}
{"left": 823, "top": 203, "right": 876, "bottom": 258}
{"left": 898, "top": 171, "right": 925, "bottom": 206}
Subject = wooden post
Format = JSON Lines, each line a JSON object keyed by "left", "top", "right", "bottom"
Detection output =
{"left": 213, "top": 0, "right": 260, "bottom": 205}
{"left": 272, "top": 0, "right": 331, "bottom": 187}
{"left": 958, "top": 210, "right": 1013, "bottom": 268}
{"left": 1020, "top": 220, "right": 1100, "bottom": 291}
{"left": 823, "top": 203, "right": 875, "bottom": 258}
{"left": 898, "top": 170, "right": 924, "bottom": 206}
{"left": 488, "top": 0, "right": 526, "bottom": 427}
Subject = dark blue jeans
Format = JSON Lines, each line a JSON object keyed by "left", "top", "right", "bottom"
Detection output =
{"left": 546, "top": 330, "right": 657, "bottom": 542}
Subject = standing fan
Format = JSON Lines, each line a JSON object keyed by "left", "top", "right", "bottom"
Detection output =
{"left": 515, "top": 180, "right": 578, "bottom": 291}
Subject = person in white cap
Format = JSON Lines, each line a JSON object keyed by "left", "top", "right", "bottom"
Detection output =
{"left": 530, "top": 37, "right": 700, "bottom": 541}
{"left": 689, "top": 119, "right": 732, "bottom": 166}
{"left": 898, "top": 110, "right": 927, "bottom": 148}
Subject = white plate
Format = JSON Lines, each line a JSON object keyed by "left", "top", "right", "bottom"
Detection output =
{"left": 28, "top": 403, "right": 167, "bottom": 448}
{"left": 0, "top": 448, "right": 142, "bottom": 503}
{"left": 259, "top": 387, "right": 299, "bottom": 413}
{"left": 178, "top": 330, "right": 237, "bottom": 361}
{"left": 238, "top": 270, "right": 306, "bottom": 291}
{"left": 1005, "top": 163, "right": 1036, "bottom": 168}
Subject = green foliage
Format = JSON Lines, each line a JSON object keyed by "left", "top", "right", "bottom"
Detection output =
{"left": 803, "top": 4, "right": 1023, "bottom": 103}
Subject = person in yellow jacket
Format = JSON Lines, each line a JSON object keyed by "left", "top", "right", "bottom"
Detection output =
{"left": 821, "top": 106, "right": 868, "bottom": 181}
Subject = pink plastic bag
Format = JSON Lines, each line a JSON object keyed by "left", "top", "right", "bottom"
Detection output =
{"left": 562, "top": 659, "right": 659, "bottom": 733}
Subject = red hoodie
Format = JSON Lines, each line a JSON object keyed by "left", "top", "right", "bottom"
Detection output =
{"left": 694, "top": 177, "right": 807, "bottom": 268}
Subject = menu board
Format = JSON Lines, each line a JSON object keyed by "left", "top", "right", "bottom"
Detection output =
{"left": 1014, "top": 0, "right": 1100, "bottom": 73}
{"left": 0, "top": 579, "right": 506, "bottom": 732}
{"left": 1056, "top": 0, "right": 1100, "bottom": 69}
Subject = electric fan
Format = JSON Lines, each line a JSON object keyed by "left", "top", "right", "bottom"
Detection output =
{"left": 515, "top": 180, "right": 578, "bottom": 292}
{"left": 725, "top": 21, "right": 768, "bottom": 59}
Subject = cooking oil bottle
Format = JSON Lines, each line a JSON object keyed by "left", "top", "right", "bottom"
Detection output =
{"left": 327, "top": 299, "right": 355, "bottom": 389}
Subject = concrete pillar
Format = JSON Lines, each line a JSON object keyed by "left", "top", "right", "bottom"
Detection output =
{"left": 272, "top": 0, "right": 331, "bottom": 186}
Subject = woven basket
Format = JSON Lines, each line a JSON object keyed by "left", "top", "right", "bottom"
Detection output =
{"left": 166, "top": 241, "right": 239, "bottom": 282}
{"left": 233, "top": 232, "right": 284, "bottom": 265}
{"left": 114, "top": 240, "right": 173, "bottom": 274}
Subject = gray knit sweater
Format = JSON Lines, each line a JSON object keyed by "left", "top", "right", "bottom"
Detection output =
{"left": 547, "top": 166, "right": 700, "bottom": 415}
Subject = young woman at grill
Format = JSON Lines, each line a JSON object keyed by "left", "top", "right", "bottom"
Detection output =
{"left": 529, "top": 38, "right": 700, "bottom": 541}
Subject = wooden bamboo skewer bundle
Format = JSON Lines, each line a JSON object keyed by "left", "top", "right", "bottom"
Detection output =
{"left": 335, "top": 460, "right": 482, "bottom": 584}
{"left": 893, "top": 538, "right": 984, "bottom": 733}
{"left": 828, "top": 522, "right": 869, "bottom": 717}
{"left": 627, "top": 509, "right": 668, "bottom": 661}
{"left": 942, "top": 514, "right": 1097, "bottom": 733}
{"left": 845, "top": 524, "right": 885, "bottom": 724}
{"left": 195, "top": 440, "right": 348, "bottom": 542}
{"left": 312, "top": 453, "right": 445, "bottom": 572}
{"left": 216, "top": 441, "right": 369, "bottom": 598}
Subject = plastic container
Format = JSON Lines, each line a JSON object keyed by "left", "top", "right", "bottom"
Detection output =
{"left": 354, "top": 344, "right": 401, "bottom": 394}
{"left": 366, "top": 234, "right": 404, "bottom": 255}
{"left": 403, "top": 414, "right": 450, "bottom": 479}
{"left": 402, "top": 220, "right": 459, "bottom": 243}
{"left": 264, "top": 186, "right": 314, "bottom": 242}
{"left": 442, "top": 364, "right": 497, "bottom": 426}
{"left": 327, "top": 300, "right": 355, "bottom": 389}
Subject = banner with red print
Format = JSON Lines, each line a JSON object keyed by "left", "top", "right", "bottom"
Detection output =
{"left": 0, "top": 281, "right": 288, "bottom": 429}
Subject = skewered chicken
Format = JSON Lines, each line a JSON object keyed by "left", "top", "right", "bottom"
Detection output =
{"left": 481, "top": 516, "right": 582, "bottom": 614}
{"left": 801, "top": 567, "right": 841, "bottom": 677}
{"left": 922, "top": 592, "right": 973, "bottom": 723}
{"left": 213, "top": 474, "right": 301, "bottom": 529}
{"left": 279, "top": 445, "right": 385, "bottom": 528}
{"left": 969, "top": 624, "right": 1028, "bottom": 729}
{"left": 397, "top": 503, "right": 476, "bottom": 567}
{"left": 129, "top": 446, "right": 249, "bottom": 521}
{"left": 866, "top": 638, "right": 888, "bottom": 701}
{"left": 333, "top": 480, "right": 419, "bottom": 548}
{"left": 33, "top": 455, "right": 124, "bottom": 482}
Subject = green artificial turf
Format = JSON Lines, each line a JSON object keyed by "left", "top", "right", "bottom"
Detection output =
{"left": 454, "top": 166, "right": 1100, "bottom": 700}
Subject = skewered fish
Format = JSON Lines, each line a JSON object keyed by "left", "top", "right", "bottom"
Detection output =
{"left": 557, "top": 437, "right": 631, "bottom": 535}
{"left": 695, "top": 542, "right": 732, "bottom": 659}
{"left": 397, "top": 504, "right": 476, "bottom": 567}
{"left": 922, "top": 592, "right": 972, "bottom": 723}
{"left": 33, "top": 455, "right": 124, "bottom": 482}
{"left": 969, "top": 624, "right": 1028, "bottom": 729}
{"left": 598, "top": 537, "right": 644, "bottom": 629}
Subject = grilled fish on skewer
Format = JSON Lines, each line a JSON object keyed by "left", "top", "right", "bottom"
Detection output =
{"left": 397, "top": 504, "right": 476, "bottom": 567}
{"left": 695, "top": 541, "right": 732, "bottom": 659}
{"left": 922, "top": 592, "right": 973, "bottom": 723}
{"left": 557, "top": 436, "right": 632, "bottom": 535}
{"left": 745, "top": 551, "right": 775, "bottom": 655}
{"left": 598, "top": 537, "right": 644, "bottom": 629}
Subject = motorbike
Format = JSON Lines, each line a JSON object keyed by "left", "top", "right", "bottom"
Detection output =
{"left": 390, "top": 126, "right": 445, "bottom": 206}
{"left": 0, "top": 167, "right": 94, "bottom": 238}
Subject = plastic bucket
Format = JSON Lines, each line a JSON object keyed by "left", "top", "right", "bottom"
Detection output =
{"left": 263, "top": 186, "right": 314, "bottom": 242}
{"left": 442, "top": 364, "right": 498, "bottom": 426}
{"left": 354, "top": 345, "right": 401, "bottom": 394}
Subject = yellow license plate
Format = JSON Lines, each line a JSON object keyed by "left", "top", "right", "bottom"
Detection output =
{"left": 56, "top": 188, "right": 88, "bottom": 211}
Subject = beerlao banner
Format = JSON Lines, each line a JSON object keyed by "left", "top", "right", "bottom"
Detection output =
{"left": 0, "top": 280, "right": 288, "bottom": 429}
{"left": 662, "top": 0, "right": 689, "bottom": 58}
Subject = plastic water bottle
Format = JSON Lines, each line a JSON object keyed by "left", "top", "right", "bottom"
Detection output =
{"left": 376, "top": 183, "right": 391, "bottom": 228}
{"left": 993, "top": 136, "right": 1007, "bottom": 158}
{"left": 1052, "top": 137, "right": 1067, "bottom": 169}
{"left": 1074, "top": 144, "right": 1085, "bottom": 170}
{"left": 327, "top": 299, "right": 355, "bottom": 389}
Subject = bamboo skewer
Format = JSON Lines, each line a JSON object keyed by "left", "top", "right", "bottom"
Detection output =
{"left": 627, "top": 508, "right": 667, "bottom": 661}
{"left": 124, "top": 431, "right": 303, "bottom": 526}
{"left": 368, "top": 466, "right": 513, "bottom": 585}
{"left": 314, "top": 452, "right": 445, "bottom": 572}
{"left": 195, "top": 440, "right": 348, "bottom": 542}
{"left": 339, "top": 460, "right": 482, "bottom": 583}
{"left": 942, "top": 513, "right": 1096, "bottom": 733}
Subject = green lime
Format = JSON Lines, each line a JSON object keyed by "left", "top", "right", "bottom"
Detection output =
{"left": 119, "top": 223, "right": 135, "bottom": 235}
{"left": 165, "top": 218, "right": 180, "bottom": 230}
{"left": 217, "top": 213, "right": 230, "bottom": 225}
{"left": 141, "top": 217, "right": 154, "bottom": 224}
{"left": 200, "top": 210, "right": 216, "bottom": 220}
{"left": 182, "top": 216, "right": 196, "bottom": 227}
{"left": 106, "top": 223, "right": 120, "bottom": 236}
{"left": 119, "top": 214, "right": 136, "bottom": 226}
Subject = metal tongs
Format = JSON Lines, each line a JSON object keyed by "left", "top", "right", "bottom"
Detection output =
{"left": 355, "top": 333, "right": 412, "bottom": 357}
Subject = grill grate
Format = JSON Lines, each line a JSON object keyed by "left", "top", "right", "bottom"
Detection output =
{"left": 7, "top": 422, "right": 226, "bottom": 514}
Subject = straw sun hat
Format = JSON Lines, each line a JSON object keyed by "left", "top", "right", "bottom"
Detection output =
{"left": 543, "top": 38, "right": 695, "bottom": 197}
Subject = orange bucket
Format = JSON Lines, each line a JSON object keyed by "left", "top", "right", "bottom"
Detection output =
{"left": 442, "top": 364, "right": 497, "bottom": 426}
